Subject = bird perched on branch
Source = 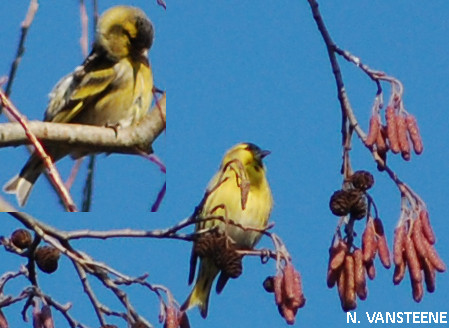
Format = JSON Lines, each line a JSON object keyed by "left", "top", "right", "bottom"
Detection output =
{"left": 182, "top": 142, "right": 273, "bottom": 318}
{"left": 3, "top": 6, "right": 154, "bottom": 206}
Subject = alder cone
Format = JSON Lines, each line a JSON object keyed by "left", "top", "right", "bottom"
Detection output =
{"left": 351, "top": 170, "right": 374, "bottom": 191}
{"left": 11, "top": 229, "right": 32, "bottom": 249}
{"left": 219, "top": 248, "right": 243, "bottom": 279}
{"left": 329, "top": 190, "right": 351, "bottom": 216}
{"left": 263, "top": 276, "right": 275, "bottom": 293}
{"left": 132, "top": 321, "right": 149, "bottom": 328}
{"left": 194, "top": 232, "right": 221, "bottom": 258}
{"left": 35, "top": 246, "right": 60, "bottom": 274}
{"left": 347, "top": 190, "right": 367, "bottom": 220}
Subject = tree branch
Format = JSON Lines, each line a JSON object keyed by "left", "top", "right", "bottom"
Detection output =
{"left": 0, "top": 93, "right": 166, "bottom": 155}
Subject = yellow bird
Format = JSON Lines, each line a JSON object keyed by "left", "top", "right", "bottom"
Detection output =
{"left": 182, "top": 142, "right": 273, "bottom": 318}
{"left": 3, "top": 6, "right": 154, "bottom": 206}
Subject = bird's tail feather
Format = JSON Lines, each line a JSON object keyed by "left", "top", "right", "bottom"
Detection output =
{"left": 181, "top": 258, "right": 219, "bottom": 318}
{"left": 3, "top": 155, "right": 43, "bottom": 206}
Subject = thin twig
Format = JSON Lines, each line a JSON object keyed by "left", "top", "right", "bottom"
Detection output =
{"left": 1, "top": 0, "right": 39, "bottom": 116}
{"left": 81, "top": 155, "right": 95, "bottom": 212}
{"left": 0, "top": 90, "right": 77, "bottom": 211}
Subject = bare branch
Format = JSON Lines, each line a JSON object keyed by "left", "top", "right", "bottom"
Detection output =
{"left": 1, "top": 0, "right": 39, "bottom": 117}
{"left": 0, "top": 93, "right": 166, "bottom": 155}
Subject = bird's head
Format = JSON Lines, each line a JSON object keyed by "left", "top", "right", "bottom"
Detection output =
{"left": 222, "top": 143, "right": 270, "bottom": 182}
{"left": 95, "top": 6, "right": 154, "bottom": 60}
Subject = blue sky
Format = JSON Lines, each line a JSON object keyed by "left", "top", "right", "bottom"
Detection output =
{"left": 1, "top": 1, "right": 449, "bottom": 328}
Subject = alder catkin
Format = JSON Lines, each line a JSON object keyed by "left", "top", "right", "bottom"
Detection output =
{"left": 337, "top": 265, "right": 346, "bottom": 305}
{"left": 291, "top": 270, "right": 306, "bottom": 309}
{"left": 422, "top": 238, "right": 447, "bottom": 273}
{"left": 396, "top": 114, "right": 411, "bottom": 160}
{"left": 283, "top": 264, "right": 296, "bottom": 301}
{"left": 419, "top": 210, "right": 435, "bottom": 245}
{"left": 330, "top": 242, "right": 347, "bottom": 271}
{"left": 412, "top": 280, "right": 424, "bottom": 303}
{"left": 393, "top": 260, "right": 406, "bottom": 285}
{"left": 374, "top": 218, "right": 391, "bottom": 268}
{"left": 385, "top": 106, "right": 400, "bottom": 153}
{"left": 163, "top": 306, "right": 178, "bottom": 328}
{"left": 0, "top": 309, "right": 8, "bottom": 328}
{"left": 404, "top": 235, "right": 422, "bottom": 284}
{"left": 344, "top": 254, "right": 357, "bottom": 311}
{"left": 279, "top": 303, "right": 296, "bottom": 325}
{"left": 365, "top": 261, "right": 376, "bottom": 280}
{"left": 393, "top": 225, "right": 406, "bottom": 266}
{"left": 365, "top": 115, "right": 380, "bottom": 147}
{"left": 376, "top": 125, "right": 389, "bottom": 155}
{"left": 353, "top": 249, "right": 367, "bottom": 300}
{"left": 421, "top": 257, "right": 436, "bottom": 293}
{"left": 327, "top": 268, "right": 338, "bottom": 288}
{"left": 362, "top": 220, "right": 377, "bottom": 263}
{"left": 405, "top": 114, "right": 423, "bottom": 154}
{"left": 411, "top": 218, "right": 427, "bottom": 260}
{"left": 377, "top": 234, "right": 391, "bottom": 269}
{"left": 274, "top": 275, "right": 283, "bottom": 305}
{"left": 40, "top": 305, "right": 54, "bottom": 328}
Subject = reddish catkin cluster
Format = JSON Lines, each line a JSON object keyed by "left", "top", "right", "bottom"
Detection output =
{"left": 264, "top": 262, "right": 305, "bottom": 325}
{"left": 365, "top": 105, "right": 423, "bottom": 161}
{"left": 327, "top": 217, "right": 391, "bottom": 311}
{"left": 0, "top": 309, "right": 8, "bottom": 328}
{"left": 161, "top": 304, "right": 190, "bottom": 328}
{"left": 33, "top": 305, "right": 54, "bottom": 328}
{"left": 393, "top": 209, "right": 446, "bottom": 302}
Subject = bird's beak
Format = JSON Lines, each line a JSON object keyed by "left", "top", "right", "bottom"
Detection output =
{"left": 259, "top": 150, "right": 271, "bottom": 159}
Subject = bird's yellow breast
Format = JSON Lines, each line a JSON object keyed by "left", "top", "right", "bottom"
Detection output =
{"left": 201, "top": 163, "right": 273, "bottom": 249}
